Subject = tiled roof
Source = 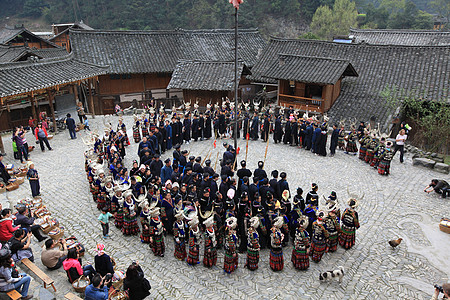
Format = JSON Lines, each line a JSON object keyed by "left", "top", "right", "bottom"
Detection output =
{"left": 0, "top": 53, "right": 108, "bottom": 98}
{"left": 350, "top": 28, "right": 450, "bottom": 46}
{"left": 250, "top": 38, "right": 450, "bottom": 130}
{"left": 70, "top": 28, "right": 266, "bottom": 74}
{"left": 0, "top": 26, "right": 59, "bottom": 47}
{"left": 263, "top": 54, "right": 358, "bottom": 85}
{"left": 167, "top": 60, "right": 246, "bottom": 91}
{"left": 0, "top": 45, "right": 67, "bottom": 63}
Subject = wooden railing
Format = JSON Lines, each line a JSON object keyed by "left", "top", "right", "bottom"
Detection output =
{"left": 278, "top": 94, "right": 323, "bottom": 113}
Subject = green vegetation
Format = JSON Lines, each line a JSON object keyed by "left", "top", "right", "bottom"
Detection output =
{"left": 311, "top": 0, "right": 358, "bottom": 39}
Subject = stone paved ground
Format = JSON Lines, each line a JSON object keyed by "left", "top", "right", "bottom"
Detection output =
{"left": 0, "top": 113, "right": 449, "bottom": 300}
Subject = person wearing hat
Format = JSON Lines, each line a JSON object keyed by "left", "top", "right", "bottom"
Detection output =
{"left": 277, "top": 172, "right": 290, "bottom": 200}
{"left": 269, "top": 170, "right": 280, "bottom": 199}
{"left": 273, "top": 115, "right": 283, "bottom": 144}
{"left": 122, "top": 190, "right": 140, "bottom": 236}
{"left": 253, "top": 161, "right": 267, "bottom": 181}
{"left": 192, "top": 114, "right": 200, "bottom": 142}
{"left": 160, "top": 158, "right": 173, "bottom": 186}
{"left": 172, "top": 144, "right": 182, "bottom": 166}
{"left": 377, "top": 140, "right": 394, "bottom": 175}
{"left": 339, "top": 198, "right": 360, "bottom": 250}
{"left": 204, "top": 112, "right": 212, "bottom": 140}
{"left": 221, "top": 146, "right": 235, "bottom": 168}
{"left": 187, "top": 217, "right": 201, "bottom": 265}
{"left": 250, "top": 112, "right": 259, "bottom": 140}
{"left": 236, "top": 160, "right": 252, "bottom": 191}
{"left": 203, "top": 216, "right": 217, "bottom": 268}
{"left": 223, "top": 217, "right": 238, "bottom": 273}
{"left": 111, "top": 187, "right": 124, "bottom": 228}
{"left": 26, "top": 162, "right": 40, "bottom": 197}
{"left": 203, "top": 160, "right": 214, "bottom": 177}
{"left": 269, "top": 216, "right": 284, "bottom": 271}
{"left": 310, "top": 211, "right": 329, "bottom": 263}
{"left": 324, "top": 207, "right": 341, "bottom": 252}
{"left": 173, "top": 208, "right": 187, "bottom": 261}
{"left": 371, "top": 137, "right": 386, "bottom": 169}
{"left": 183, "top": 114, "right": 191, "bottom": 144}
{"left": 237, "top": 192, "right": 251, "bottom": 254}
{"left": 192, "top": 157, "right": 203, "bottom": 174}
{"left": 0, "top": 247, "right": 33, "bottom": 299}
{"left": 245, "top": 217, "right": 260, "bottom": 271}
{"left": 344, "top": 126, "right": 358, "bottom": 155}
{"left": 220, "top": 160, "right": 234, "bottom": 178}
{"left": 164, "top": 119, "right": 172, "bottom": 150}
{"left": 292, "top": 216, "right": 310, "bottom": 270}
{"left": 306, "top": 183, "right": 319, "bottom": 207}
{"left": 186, "top": 156, "right": 195, "bottom": 170}
{"left": 66, "top": 113, "right": 76, "bottom": 139}
{"left": 149, "top": 206, "right": 165, "bottom": 257}
{"left": 179, "top": 150, "right": 188, "bottom": 168}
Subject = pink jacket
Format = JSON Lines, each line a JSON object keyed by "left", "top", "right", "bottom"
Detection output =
{"left": 62, "top": 258, "right": 83, "bottom": 276}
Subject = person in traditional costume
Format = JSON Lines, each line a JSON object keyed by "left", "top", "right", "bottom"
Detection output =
{"left": 339, "top": 198, "right": 360, "bottom": 250}
{"left": 186, "top": 216, "right": 201, "bottom": 265}
{"left": 269, "top": 216, "right": 284, "bottom": 272}
{"left": 310, "top": 211, "right": 329, "bottom": 263}
{"left": 324, "top": 204, "right": 341, "bottom": 252}
{"left": 306, "top": 183, "right": 319, "bottom": 207}
{"left": 203, "top": 216, "right": 217, "bottom": 268}
{"left": 122, "top": 190, "right": 140, "bottom": 236}
{"left": 111, "top": 186, "right": 124, "bottom": 228}
{"left": 173, "top": 209, "right": 187, "bottom": 261}
{"left": 345, "top": 127, "right": 358, "bottom": 155}
{"left": 358, "top": 129, "right": 370, "bottom": 160}
{"left": 133, "top": 116, "right": 141, "bottom": 143}
{"left": 292, "top": 215, "right": 310, "bottom": 270}
{"left": 148, "top": 204, "right": 165, "bottom": 257}
{"left": 139, "top": 203, "right": 151, "bottom": 243}
{"left": 223, "top": 217, "right": 238, "bottom": 274}
{"left": 337, "top": 124, "right": 346, "bottom": 150}
{"left": 371, "top": 137, "right": 386, "bottom": 168}
{"left": 365, "top": 135, "right": 378, "bottom": 164}
{"left": 378, "top": 140, "right": 394, "bottom": 175}
{"left": 245, "top": 217, "right": 260, "bottom": 271}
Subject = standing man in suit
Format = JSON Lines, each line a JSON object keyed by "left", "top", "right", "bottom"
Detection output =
{"left": 66, "top": 114, "right": 76, "bottom": 139}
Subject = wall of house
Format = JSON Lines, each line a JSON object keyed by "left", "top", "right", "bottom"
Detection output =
{"left": 97, "top": 73, "right": 171, "bottom": 95}
{"left": 51, "top": 33, "right": 70, "bottom": 52}
{"left": 11, "top": 41, "right": 54, "bottom": 49}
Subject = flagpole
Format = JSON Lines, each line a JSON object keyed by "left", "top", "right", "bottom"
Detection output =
{"left": 234, "top": 7, "right": 238, "bottom": 154}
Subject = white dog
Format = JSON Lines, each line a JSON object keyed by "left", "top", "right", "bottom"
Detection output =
{"left": 319, "top": 266, "right": 345, "bottom": 283}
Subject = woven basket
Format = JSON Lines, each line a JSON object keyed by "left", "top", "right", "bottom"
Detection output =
{"left": 72, "top": 275, "right": 90, "bottom": 293}
{"left": 0, "top": 187, "right": 5, "bottom": 194}
{"left": 108, "top": 290, "right": 128, "bottom": 300}
{"left": 439, "top": 218, "right": 450, "bottom": 234}
{"left": 15, "top": 177, "right": 25, "bottom": 185}
{"left": 49, "top": 227, "right": 64, "bottom": 240}
{"left": 6, "top": 183, "right": 19, "bottom": 191}
{"left": 40, "top": 222, "right": 54, "bottom": 234}
{"left": 47, "top": 135, "right": 53, "bottom": 140}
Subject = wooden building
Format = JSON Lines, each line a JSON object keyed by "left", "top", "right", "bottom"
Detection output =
{"left": 263, "top": 54, "right": 358, "bottom": 113}
{"left": 69, "top": 28, "right": 266, "bottom": 114}
{"left": 167, "top": 60, "right": 251, "bottom": 107}
{"left": 48, "top": 21, "right": 93, "bottom": 52}
{"left": 0, "top": 25, "right": 59, "bottom": 49}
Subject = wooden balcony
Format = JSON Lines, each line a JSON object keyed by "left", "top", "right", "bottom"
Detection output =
{"left": 278, "top": 94, "right": 324, "bottom": 113}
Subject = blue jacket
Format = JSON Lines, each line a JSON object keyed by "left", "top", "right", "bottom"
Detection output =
{"left": 160, "top": 165, "right": 173, "bottom": 185}
{"left": 85, "top": 284, "right": 108, "bottom": 300}
{"left": 66, "top": 117, "right": 76, "bottom": 130}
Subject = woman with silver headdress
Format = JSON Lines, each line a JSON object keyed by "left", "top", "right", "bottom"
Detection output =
{"left": 378, "top": 140, "right": 394, "bottom": 175}
{"left": 292, "top": 215, "right": 310, "bottom": 270}
{"left": 269, "top": 216, "right": 284, "bottom": 271}
{"left": 339, "top": 198, "right": 360, "bottom": 250}
{"left": 186, "top": 216, "right": 201, "bottom": 265}
{"left": 173, "top": 209, "right": 186, "bottom": 261}
{"left": 149, "top": 205, "right": 165, "bottom": 257}
{"left": 223, "top": 217, "right": 238, "bottom": 273}
{"left": 310, "top": 211, "right": 329, "bottom": 263}
{"left": 203, "top": 216, "right": 217, "bottom": 268}
{"left": 139, "top": 204, "right": 151, "bottom": 244}
{"left": 245, "top": 217, "right": 260, "bottom": 271}
{"left": 324, "top": 205, "right": 341, "bottom": 253}
{"left": 122, "top": 190, "right": 140, "bottom": 236}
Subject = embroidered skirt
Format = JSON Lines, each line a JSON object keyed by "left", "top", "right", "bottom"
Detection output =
{"left": 346, "top": 142, "right": 358, "bottom": 153}
{"left": 133, "top": 127, "right": 141, "bottom": 143}
{"left": 203, "top": 248, "right": 217, "bottom": 268}
{"left": 358, "top": 147, "right": 366, "bottom": 160}
{"left": 270, "top": 248, "right": 284, "bottom": 271}
{"left": 339, "top": 224, "right": 356, "bottom": 249}
{"left": 223, "top": 250, "right": 238, "bottom": 273}
{"left": 114, "top": 209, "right": 123, "bottom": 229}
{"left": 328, "top": 232, "right": 339, "bottom": 252}
{"left": 338, "top": 139, "right": 345, "bottom": 149}
{"left": 378, "top": 159, "right": 390, "bottom": 175}
{"left": 370, "top": 157, "right": 379, "bottom": 167}
{"left": 97, "top": 195, "right": 107, "bottom": 210}
{"left": 310, "top": 239, "right": 327, "bottom": 262}
{"left": 150, "top": 234, "right": 165, "bottom": 256}
{"left": 291, "top": 248, "right": 309, "bottom": 270}
{"left": 246, "top": 248, "right": 259, "bottom": 271}
{"left": 140, "top": 226, "right": 151, "bottom": 243}
{"left": 122, "top": 214, "right": 139, "bottom": 236}
{"left": 174, "top": 241, "right": 186, "bottom": 261}
{"left": 365, "top": 151, "right": 374, "bottom": 164}
{"left": 186, "top": 245, "right": 199, "bottom": 265}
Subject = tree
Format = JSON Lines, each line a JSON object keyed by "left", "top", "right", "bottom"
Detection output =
{"left": 21, "top": 0, "right": 46, "bottom": 18}
{"left": 431, "top": 0, "right": 450, "bottom": 30}
{"left": 311, "top": 0, "right": 358, "bottom": 40}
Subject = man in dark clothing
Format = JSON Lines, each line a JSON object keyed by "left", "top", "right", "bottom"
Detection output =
{"left": 283, "top": 119, "right": 291, "bottom": 145}
{"left": 183, "top": 115, "right": 191, "bottom": 144}
{"left": 243, "top": 114, "right": 250, "bottom": 140}
{"left": 425, "top": 179, "right": 450, "bottom": 198}
{"left": 239, "top": 176, "right": 249, "bottom": 196}
{"left": 198, "top": 113, "right": 205, "bottom": 141}
{"left": 218, "top": 112, "right": 226, "bottom": 137}
{"left": 269, "top": 170, "right": 280, "bottom": 199}
{"left": 220, "top": 160, "right": 234, "bottom": 177}
{"left": 312, "top": 124, "right": 321, "bottom": 153}
{"left": 203, "top": 160, "right": 215, "bottom": 177}
{"left": 236, "top": 160, "right": 252, "bottom": 191}
{"left": 138, "top": 137, "right": 152, "bottom": 156}
{"left": 192, "top": 157, "right": 204, "bottom": 174}
{"left": 222, "top": 144, "right": 234, "bottom": 167}
{"left": 357, "top": 121, "right": 366, "bottom": 139}
{"left": 186, "top": 156, "right": 195, "bottom": 170}
{"left": 0, "top": 154, "right": 11, "bottom": 184}
{"left": 330, "top": 124, "right": 339, "bottom": 157}
{"left": 259, "top": 178, "right": 274, "bottom": 204}
{"left": 179, "top": 150, "right": 188, "bottom": 169}
{"left": 140, "top": 150, "right": 153, "bottom": 166}
{"left": 277, "top": 172, "right": 290, "bottom": 198}
{"left": 149, "top": 154, "right": 163, "bottom": 177}
{"left": 262, "top": 115, "right": 270, "bottom": 142}
{"left": 66, "top": 113, "right": 76, "bottom": 139}
{"left": 250, "top": 113, "right": 259, "bottom": 140}
{"left": 274, "top": 115, "right": 283, "bottom": 143}
{"left": 150, "top": 130, "right": 160, "bottom": 154}
{"left": 14, "top": 206, "right": 46, "bottom": 242}
{"left": 159, "top": 124, "right": 167, "bottom": 153}
{"left": 172, "top": 144, "right": 181, "bottom": 165}
{"left": 219, "top": 175, "right": 230, "bottom": 200}
{"left": 209, "top": 174, "right": 219, "bottom": 200}
{"left": 248, "top": 177, "right": 259, "bottom": 203}
{"left": 304, "top": 122, "right": 313, "bottom": 150}
{"left": 204, "top": 113, "right": 212, "bottom": 139}
{"left": 253, "top": 161, "right": 267, "bottom": 181}
{"left": 192, "top": 115, "right": 200, "bottom": 141}
{"left": 290, "top": 118, "right": 298, "bottom": 146}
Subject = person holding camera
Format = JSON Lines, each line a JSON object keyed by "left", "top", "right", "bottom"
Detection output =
{"left": 85, "top": 273, "right": 111, "bottom": 300}
{"left": 123, "top": 261, "right": 151, "bottom": 300}
{"left": 0, "top": 247, "right": 33, "bottom": 299}
{"left": 425, "top": 179, "right": 450, "bottom": 199}
{"left": 41, "top": 238, "right": 67, "bottom": 270}
{"left": 432, "top": 283, "right": 450, "bottom": 300}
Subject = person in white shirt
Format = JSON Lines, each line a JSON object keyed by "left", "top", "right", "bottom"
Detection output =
{"left": 393, "top": 129, "right": 407, "bottom": 163}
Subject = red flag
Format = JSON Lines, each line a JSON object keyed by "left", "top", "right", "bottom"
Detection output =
{"left": 213, "top": 140, "right": 217, "bottom": 148}
{"left": 237, "top": 147, "right": 240, "bottom": 154}
{"left": 229, "top": 0, "right": 243, "bottom": 9}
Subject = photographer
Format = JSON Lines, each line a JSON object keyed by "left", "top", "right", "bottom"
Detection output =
{"left": 123, "top": 261, "right": 151, "bottom": 300}
{"left": 432, "top": 283, "right": 450, "bottom": 300}
{"left": 85, "top": 273, "right": 111, "bottom": 300}
{"left": 425, "top": 179, "right": 450, "bottom": 199}
{"left": 41, "top": 238, "right": 67, "bottom": 270}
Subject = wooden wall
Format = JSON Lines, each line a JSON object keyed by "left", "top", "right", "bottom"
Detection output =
{"left": 97, "top": 73, "right": 171, "bottom": 95}
{"left": 11, "top": 41, "right": 54, "bottom": 49}
{"left": 51, "top": 32, "right": 70, "bottom": 52}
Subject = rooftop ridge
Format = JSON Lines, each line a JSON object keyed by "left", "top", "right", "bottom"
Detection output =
{"left": 277, "top": 53, "right": 350, "bottom": 63}
{"left": 350, "top": 28, "right": 450, "bottom": 34}
{"left": 69, "top": 28, "right": 260, "bottom": 35}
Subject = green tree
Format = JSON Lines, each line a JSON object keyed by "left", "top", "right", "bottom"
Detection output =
{"left": 21, "top": 0, "right": 46, "bottom": 17}
{"left": 431, "top": 0, "right": 450, "bottom": 30}
{"left": 311, "top": 0, "right": 358, "bottom": 40}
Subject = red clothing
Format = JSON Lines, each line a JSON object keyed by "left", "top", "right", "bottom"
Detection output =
{"left": 0, "top": 218, "right": 19, "bottom": 242}
{"left": 34, "top": 127, "right": 48, "bottom": 140}
{"left": 63, "top": 258, "right": 83, "bottom": 276}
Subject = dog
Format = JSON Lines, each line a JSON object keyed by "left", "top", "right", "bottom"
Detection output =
{"left": 319, "top": 266, "right": 345, "bottom": 283}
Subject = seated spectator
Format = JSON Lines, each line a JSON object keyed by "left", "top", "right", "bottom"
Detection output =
{"left": 85, "top": 273, "right": 111, "bottom": 300}
{"left": 0, "top": 247, "right": 33, "bottom": 299}
{"left": 0, "top": 209, "right": 19, "bottom": 243}
{"left": 41, "top": 238, "right": 68, "bottom": 270}
{"left": 94, "top": 244, "right": 114, "bottom": 277}
{"left": 8, "top": 229, "right": 34, "bottom": 263}
{"left": 14, "top": 206, "right": 46, "bottom": 242}
{"left": 63, "top": 249, "right": 96, "bottom": 283}
{"left": 123, "top": 261, "right": 151, "bottom": 300}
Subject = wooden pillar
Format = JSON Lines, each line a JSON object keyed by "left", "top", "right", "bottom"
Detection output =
{"left": 47, "top": 90, "right": 57, "bottom": 132}
{"left": 0, "top": 134, "right": 4, "bottom": 154}
{"left": 30, "top": 95, "right": 38, "bottom": 122}
{"left": 88, "top": 78, "right": 95, "bottom": 119}
{"left": 73, "top": 84, "right": 79, "bottom": 102}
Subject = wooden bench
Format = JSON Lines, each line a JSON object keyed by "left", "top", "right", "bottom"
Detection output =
{"left": 5, "top": 290, "right": 21, "bottom": 300}
{"left": 65, "top": 292, "right": 83, "bottom": 300}
{"left": 21, "top": 258, "right": 56, "bottom": 292}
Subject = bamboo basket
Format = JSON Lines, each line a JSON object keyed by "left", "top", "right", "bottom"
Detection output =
{"left": 40, "top": 222, "right": 54, "bottom": 234}
{"left": 72, "top": 275, "right": 90, "bottom": 293}
{"left": 111, "top": 270, "right": 125, "bottom": 290}
{"left": 108, "top": 290, "right": 128, "bottom": 300}
{"left": 15, "top": 177, "right": 25, "bottom": 185}
{"left": 439, "top": 218, "right": 450, "bottom": 234}
{"left": 48, "top": 227, "right": 64, "bottom": 240}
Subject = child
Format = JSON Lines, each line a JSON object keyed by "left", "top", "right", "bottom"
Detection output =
{"left": 83, "top": 116, "right": 91, "bottom": 131}
{"left": 26, "top": 162, "right": 40, "bottom": 197}
{"left": 98, "top": 207, "right": 113, "bottom": 238}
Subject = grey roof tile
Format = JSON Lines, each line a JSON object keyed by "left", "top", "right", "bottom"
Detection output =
{"left": 350, "top": 28, "right": 450, "bottom": 46}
